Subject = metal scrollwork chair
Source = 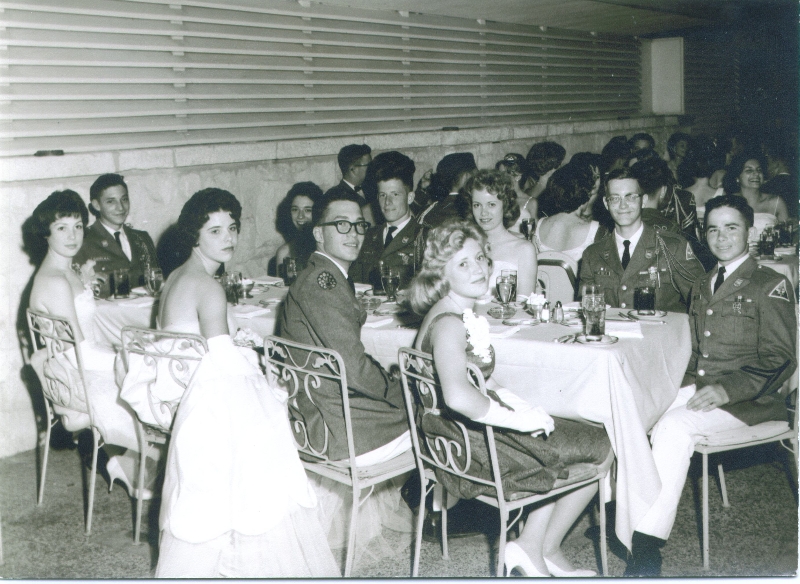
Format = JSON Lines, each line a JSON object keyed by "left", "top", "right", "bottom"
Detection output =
{"left": 264, "top": 335, "right": 417, "bottom": 577}
{"left": 537, "top": 252, "right": 579, "bottom": 304}
{"left": 119, "top": 326, "right": 208, "bottom": 544}
{"left": 398, "top": 346, "right": 614, "bottom": 577}
{"left": 26, "top": 309, "right": 101, "bottom": 535}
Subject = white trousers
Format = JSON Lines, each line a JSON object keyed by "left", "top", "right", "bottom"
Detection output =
{"left": 636, "top": 384, "right": 747, "bottom": 540}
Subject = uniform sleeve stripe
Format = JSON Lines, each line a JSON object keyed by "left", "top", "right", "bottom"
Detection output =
{"left": 742, "top": 360, "right": 791, "bottom": 399}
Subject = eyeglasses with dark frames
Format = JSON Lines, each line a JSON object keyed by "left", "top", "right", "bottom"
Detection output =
{"left": 317, "top": 220, "right": 371, "bottom": 235}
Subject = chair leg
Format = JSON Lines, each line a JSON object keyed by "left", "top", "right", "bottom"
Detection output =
{"left": 38, "top": 405, "right": 54, "bottom": 506}
{"left": 86, "top": 428, "right": 100, "bottom": 536}
{"left": 717, "top": 463, "right": 730, "bottom": 508}
{"left": 496, "top": 508, "right": 507, "bottom": 577}
{"left": 134, "top": 443, "right": 148, "bottom": 544}
{"left": 702, "top": 452, "right": 710, "bottom": 569}
{"left": 599, "top": 478, "right": 608, "bottom": 577}
{"left": 441, "top": 489, "right": 449, "bottom": 561}
{"left": 412, "top": 472, "right": 427, "bottom": 577}
{"left": 343, "top": 485, "right": 361, "bottom": 577}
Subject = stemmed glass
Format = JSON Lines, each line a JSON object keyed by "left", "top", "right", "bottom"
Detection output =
{"left": 380, "top": 265, "right": 401, "bottom": 302}
{"left": 495, "top": 274, "right": 516, "bottom": 319}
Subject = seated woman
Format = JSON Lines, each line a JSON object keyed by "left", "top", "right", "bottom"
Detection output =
{"left": 534, "top": 161, "right": 601, "bottom": 271}
{"left": 723, "top": 151, "right": 789, "bottom": 242}
{"left": 495, "top": 153, "right": 534, "bottom": 237}
{"left": 465, "top": 169, "right": 537, "bottom": 298}
{"left": 407, "top": 219, "right": 611, "bottom": 577}
{"left": 27, "top": 190, "right": 155, "bottom": 498}
{"left": 153, "top": 188, "right": 338, "bottom": 577}
{"left": 678, "top": 138, "right": 724, "bottom": 223}
{"left": 521, "top": 141, "right": 567, "bottom": 223}
{"left": 271, "top": 181, "right": 323, "bottom": 277}
{"left": 666, "top": 132, "right": 691, "bottom": 185}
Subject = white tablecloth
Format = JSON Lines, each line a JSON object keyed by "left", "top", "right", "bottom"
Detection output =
{"left": 758, "top": 254, "right": 798, "bottom": 289}
{"left": 94, "top": 288, "right": 690, "bottom": 550}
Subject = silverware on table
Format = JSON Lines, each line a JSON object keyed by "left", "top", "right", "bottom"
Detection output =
{"left": 619, "top": 311, "right": 637, "bottom": 321}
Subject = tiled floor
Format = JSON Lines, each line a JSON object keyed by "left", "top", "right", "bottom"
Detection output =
{"left": 0, "top": 431, "right": 796, "bottom": 578}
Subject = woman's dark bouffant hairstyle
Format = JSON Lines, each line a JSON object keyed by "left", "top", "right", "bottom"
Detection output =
{"left": 538, "top": 163, "right": 596, "bottom": 216}
{"left": 630, "top": 156, "right": 675, "bottom": 195}
{"left": 407, "top": 218, "right": 490, "bottom": 315}
{"left": 25, "top": 189, "right": 89, "bottom": 264}
{"left": 275, "top": 181, "right": 324, "bottom": 240}
{"left": 666, "top": 132, "right": 692, "bottom": 160}
{"left": 526, "top": 141, "right": 566, "bottom": 179}
{"left": 723, "top": 151, "right": 768, "bottom": 195}
{"left": 177, "top": 188, "right": 242, "bottom": 249}
{"left": 463, "top": 169, "right": 520, "bottom": 228}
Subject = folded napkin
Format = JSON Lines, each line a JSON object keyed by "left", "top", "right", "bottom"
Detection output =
{"left": 115, "top": 296, "right": 155, "bottom": 308}
{"left": 232, "top": 305, "right": 271, "bottom": 319}
{"left": 604, "top": 320, "right": 643, "bottom": 339}
{"left": 354, "top": 283, "right": 373, "bottom": 294}
{"left": 363, "top": 317, "right": 395, "bottom": 328}
{"left": 489, "top": 325, "right": 521, "bottom": 338}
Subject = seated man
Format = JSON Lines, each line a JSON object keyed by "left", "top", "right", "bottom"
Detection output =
{"left": 276, "top": 190, "right": 410, "bottom": 465}
{"left": 349, "top": 151, "right": 420, "bottom": 292}
{"left": 625, "top": 194, "right": 798, "bottom": 576}
{"left": 325, "top": 143, "right": 374, "bottom": 225}
{"left": 579, "top": 167, "right": 705, "bottom": 312}
{"left": 74, "top": 173, "right": 158, "bottom": 289}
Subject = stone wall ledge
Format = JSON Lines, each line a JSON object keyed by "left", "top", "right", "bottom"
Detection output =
{"left": 1, "top": 116, "right": 678, "bottom": 184}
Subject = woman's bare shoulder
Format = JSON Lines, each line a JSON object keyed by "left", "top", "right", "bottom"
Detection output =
{"left": 30, "top": 270, "right": 75, "bottom": 312}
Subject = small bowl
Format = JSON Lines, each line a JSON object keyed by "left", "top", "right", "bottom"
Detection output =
{"left": 358, "top": 296, "right": 383, "bottom": 313}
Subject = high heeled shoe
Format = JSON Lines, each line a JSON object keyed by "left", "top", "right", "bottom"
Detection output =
{"left": 504, "top": 542, "right": 549, "bottom": 577}
{"left": 106, "top": 456, "right": 153, "bottom": 501}
{"left": 544, "top": 556, "right": 597, "bottom": 577}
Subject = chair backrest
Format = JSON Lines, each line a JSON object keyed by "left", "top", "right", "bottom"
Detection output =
{"left": 537, "top": 252, "right": 578, "bottom": 304}
{"left": 398, "top": 347, "right": 507, "bottom": 503}
{"left": 26, "top": 308, "right": 92, "bottom": 420}
{"left": 119, "top": 326, "right": 207, "bottom": 431}
{"left": 263, "top": 335, "right": 354, "bottom": 465}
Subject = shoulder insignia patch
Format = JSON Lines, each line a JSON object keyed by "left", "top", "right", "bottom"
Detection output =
{"left": 768, "top": 279, "right": 791, "bottom": 302}
{"left": 685, "top": 242, "right": 695, "bottom": 261}
{"left": 317, "top": 271, "right": 337, "bottom": 290}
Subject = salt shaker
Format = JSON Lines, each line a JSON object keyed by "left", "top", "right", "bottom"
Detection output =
{"left": 554, "top": 301, "right": 564, "bottom": 324}
{"left": 541, "top": 301, "right": 550, "bottom": 323}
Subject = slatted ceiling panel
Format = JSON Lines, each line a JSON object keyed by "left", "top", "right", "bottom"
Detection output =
{"left": 0, "top": 0, "right": 641, "bottom": 156}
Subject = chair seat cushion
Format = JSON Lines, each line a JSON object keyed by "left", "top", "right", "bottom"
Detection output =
{"left": 698, "top": 421, "right": 791, "bottom": 448}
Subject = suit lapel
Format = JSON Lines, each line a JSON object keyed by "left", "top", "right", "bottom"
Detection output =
{"left": 707, "top": 257, "right": 756, "bottom": 305}
{"left": 597, "top": 235, "right": 624, "bottom": 278}
{"left": 624, "top": 225, "right": 656, "bottom": 276}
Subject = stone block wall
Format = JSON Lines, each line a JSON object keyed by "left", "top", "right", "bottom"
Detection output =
{"left": 0, "top": 115, "right": 679, "bottom": 457}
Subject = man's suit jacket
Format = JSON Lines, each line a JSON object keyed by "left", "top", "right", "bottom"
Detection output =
{"left": 349, "top": 217, "right": 420, "bottom": 291}
{"left": 276, "top": 252, "right": 408, "bottom": 461}
{"left": 683, "top": 256, "right": 797, "bottom": 425}
{"left": 579, "top": 223, "right": 705, "bottom": 312}
{"left": 324, "top": 180, "right": 367, "bottom": 209}
{"left": 74, "top": 221, "right": 158, "bottom": 289}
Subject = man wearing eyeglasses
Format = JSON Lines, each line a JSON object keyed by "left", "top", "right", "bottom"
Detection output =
{"left": 277, "top": 190, "right": 412, "bottom": 468}
{"left": 579, "top": 167, "right": 704, "bottom": 313}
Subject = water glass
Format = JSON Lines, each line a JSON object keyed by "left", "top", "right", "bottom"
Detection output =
{"left": 581, "top": 284, "right": 605, "bottom": 338}
{"left": 381, "top": 267, "right": 401, "bottom": 302}
{"left": 760, "top": 229, "right": 776, "bottom": 257}
{"left": 224, "top": 271, "right": 242, "bottom": 305}
{"left": 112, "top": 268, "right": 131, "bottom": 299}
{"left": 633, "top": 286, "right": 656, "bottom": 315}
{"left": 145, "top": 267, "right": 164, "bottom": 297}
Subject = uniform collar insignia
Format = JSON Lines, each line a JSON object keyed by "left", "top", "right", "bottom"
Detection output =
{"left": 645, "top": 250, "right": 653, "bottom": 259}
{"left": 101, "top": 240, "right": 109, "bottom": 247}
{"left": 401, "top": 236, "right": 409, "bottom": 244}
{"left": 734, "top": 278, "right": 744, "bottom": 287}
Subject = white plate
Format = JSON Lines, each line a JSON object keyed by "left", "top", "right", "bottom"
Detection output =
{"left": 627, "top": 310, "right": 667, "bottom": 320}
{"left": 576, "top": 334, "right": 618, "bottom": 345}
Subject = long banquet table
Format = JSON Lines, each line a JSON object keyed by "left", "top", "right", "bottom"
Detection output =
{"left": 94, "top": 281, "right": 691, "bottom": 550}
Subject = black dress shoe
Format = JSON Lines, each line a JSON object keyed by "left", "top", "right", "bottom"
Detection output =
{"left": 623, "top": 531, "right": 664, "bottom": 577}
{"left": 421, "top": 499, "right": 499, "bottom": 543}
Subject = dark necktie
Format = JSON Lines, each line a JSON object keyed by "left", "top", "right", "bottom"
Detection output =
{"left": 346, "top": 276, "right": 355, "bottom": 293}
{"left": 114, "top": 231, "right": 122, "bottom": 249}
{"left": 385, "top": 226, "right": 397, "bottom": 247}
{"left": 621, "top": 240, "right": 631, "bottom": 270}
{"left": 713, "top": 266, "right": 726, "bottom": 294}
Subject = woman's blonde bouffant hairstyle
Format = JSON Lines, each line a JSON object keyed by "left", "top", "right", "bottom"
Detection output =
{"left": 407, "top": 218, "right": 490, "bottom": 315}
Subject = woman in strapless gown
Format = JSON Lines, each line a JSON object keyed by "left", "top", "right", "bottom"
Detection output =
{"left": 723, "top": 152, "right": 788, "bottom": 242}
{"left": 407, "top": 220, "right": 611, "bottom": 577}
{"left": 27, "top": 190, "right": 150, "bottom": 498}
{"left": 466, "top": 169, "right": 537, "bottom": 299}
{"left": 150, "top": 187, "right": 338, "bottom": 578}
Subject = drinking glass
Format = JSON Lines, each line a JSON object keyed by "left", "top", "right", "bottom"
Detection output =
{"left": 501, "top": 269, "right": 518, "bottom": 301}
{"left": 224, "top": 271, "right": 242, "bottom": 305}
{"left": 145, "top": 267, "right": 164, "bottom": 297}
{"left": 242, "top": 278, "right": 255, "bottom": 298}
{"left": 112, "top": 268, "right": 131, "bottom": 299}
{"left": 581, "top": 284, "right": 605, "bottom": 338}
{"left": 283, "top": 258, "right": 298, "bottom": 286}
{"left": 760, "top": 228, "right": 776, "bottom": 257}
{"left": 633, "top": 286, "right": 656, "bottom": 315}
{"left": 495, "top": 275, "right": 516, "bottom": 318}
{"left": 381, "top": 267, "right": 401, "bottom": 302}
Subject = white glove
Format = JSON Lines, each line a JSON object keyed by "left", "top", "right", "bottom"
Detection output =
{"left": 474, "top": 387, "right": 555, "bottom": 436}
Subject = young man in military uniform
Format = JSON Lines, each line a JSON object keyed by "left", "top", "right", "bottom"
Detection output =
{"left": 349, "top": 151, "right": 420, "bottom": 292}
{"left": 276, "top": 190, "right": 411, "bottom": 465}
{"left": 625, "top": 194, "right": 797, "bottom": 576}
{"left": 74, "top": 173, "right": 158, "bottom": 291}
{"left": 579, "top": 167, "right": 705, "bottom": 312}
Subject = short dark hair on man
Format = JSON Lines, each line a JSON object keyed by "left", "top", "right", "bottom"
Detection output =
{"left": 631, "top": 156, "right": 674, "bottom": 195}
{"left": 704, "top": 193, "right": 754, "bottom": 231}
{"left": 604, "top": 166, "right": 638, "bottom": 193}
{"left": 464, "top": 168, "right": 520, "bottom": 228}
{"left": 276, "top": 181, "right": 324, "bottom": 239}
{"left": 337, "top": 144, "right": 372, "bottom": 175}
{"left": 629, "top": 132, "right": 656, "bottom": 152}
{"left": 371, "top": 151, "right": 416, "bottom": 192}
{"left": 89, "top": 173, "right": 128, "bottom": 217}
{"left": 312, "top": 190, "right": 364, "bottom": 227}
{"left": 26, "top": 190, "right": 89, "bottom": 265}
{"left": 526, "top": 141, "right": 566, "bottom": 178}
{"left": 177, "top": 188, "right": 242, "bottom": 249}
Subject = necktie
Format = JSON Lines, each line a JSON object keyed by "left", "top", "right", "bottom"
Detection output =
{"left": 713, "top": 266, "right": 726, "bottom": 294}
{"left": 621, "top": 240, "right": 631, "bottom": 270}
{"left": 114, "top": 231, "right": 122, "bottom": 249}
{"left": 385, "top": 226, "right": 397, "bottom": 247}
{"left": 346, "top": 276, "right": 355, "bottom": 293}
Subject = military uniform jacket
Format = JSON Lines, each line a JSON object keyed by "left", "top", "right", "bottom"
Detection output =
{"left": 683, "top": 257, "right": 797, "bottom": 425}
{"left": 276, "top": 252, "right": 409, "bottom": 461}
{"left": 349, "top": 217, "right": 420, "bottom": 291}
{"left": 579, "top": 223, "right": 705, "bottom": 312}
{"left": 74, "top": 221, "right": 158, "bottom": 288}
